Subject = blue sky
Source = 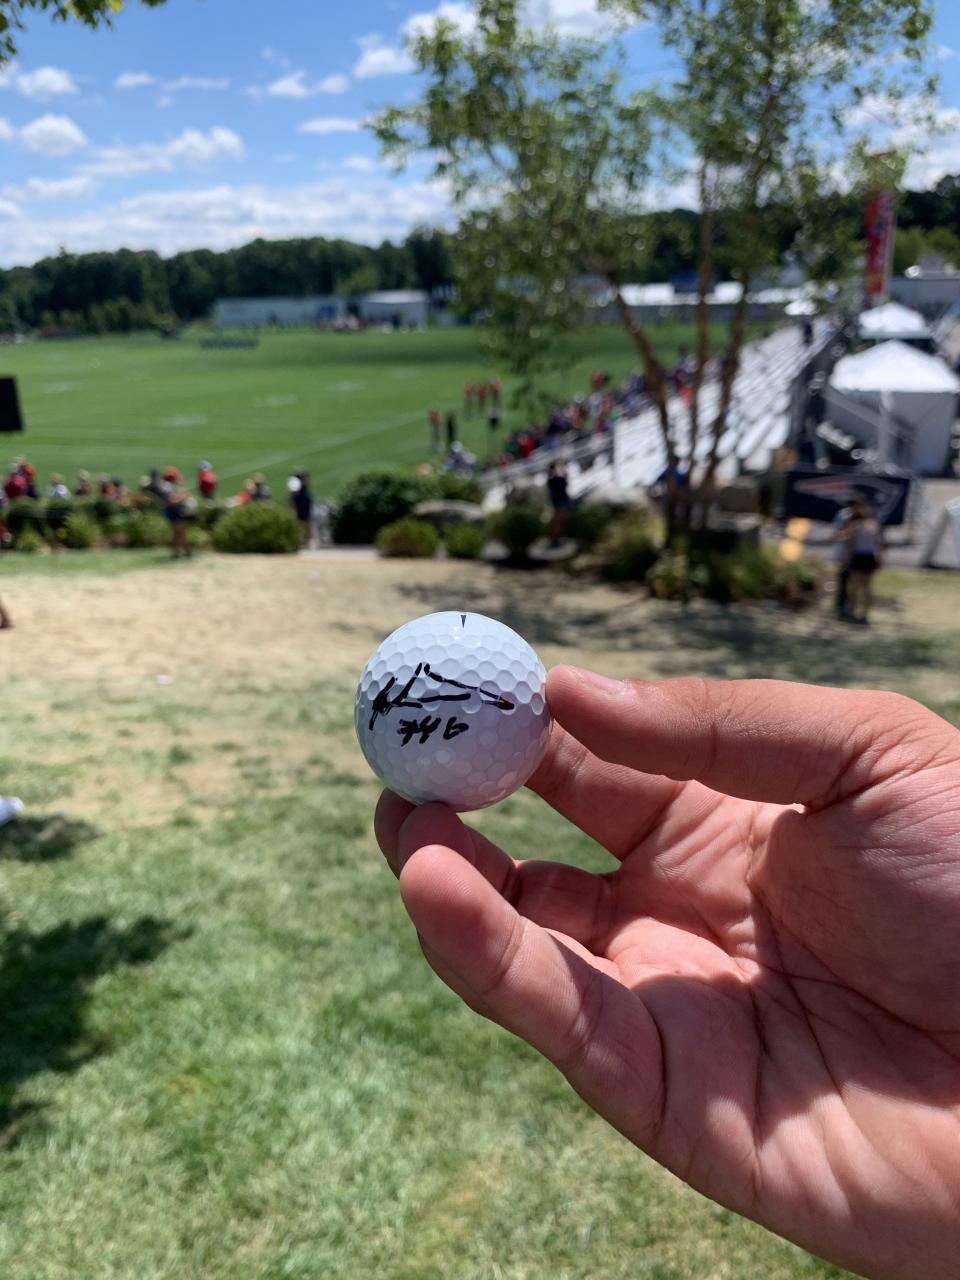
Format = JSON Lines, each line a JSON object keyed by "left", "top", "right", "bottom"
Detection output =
{"left": 0, "top": 0, "right": 957, "bottom": 267}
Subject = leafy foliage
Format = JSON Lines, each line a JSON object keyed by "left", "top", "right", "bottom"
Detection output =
{"left": 332, "top": 470, "right": 436, "bottom": 545}
{"left": 375, "top": 517, "right": 440, "bottom": 558}
{"left": 0, "top": 0, "right": 168, "bottom": 63}
{"left": 212, "top": 503, "right": 302, "bottom": 554}
{"left": 61, "top": 513, "right": 99, "bottom": 550}
{"left": 486, "top": 505, "right": 544, "bottom": 561}
{"left": 598, "top": 518, "right": 660, "bottom": 582}
{"left": 444, "top": 523, "right": 487, "bottom": 559}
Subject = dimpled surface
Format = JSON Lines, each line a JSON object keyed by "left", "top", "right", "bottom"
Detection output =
{"left": 355, "top": 611, "right": 551, "bottom": 811}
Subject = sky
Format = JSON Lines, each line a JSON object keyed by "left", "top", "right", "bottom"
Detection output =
{"left": 0, "top": 0, "right": 958, "bottom": 267}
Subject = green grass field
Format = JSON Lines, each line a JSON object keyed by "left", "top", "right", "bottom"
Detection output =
{"left": 2, "top": 552, "right": 959, "bottom": 1279}
{"left": 0, "top": 323, "right": 748, "bottom": 500}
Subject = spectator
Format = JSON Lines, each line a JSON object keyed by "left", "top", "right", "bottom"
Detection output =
{"left": 19, "top": 459, "right": 37, "bottom": 498}
{"left": 98, "top": 474, "right": 116, "bottom": 498}
{"left": 546, "top": 461, "right": 570, "bottom": 546}
{"left": 463, "top": 383, "right": 475, "bottom": 417}
{"left": 287, "top": 467, "right": 313, "bottom": 546}
{"left": 843, "top": 498, "right": 883, "bottom": 625}
{"left": 445, "top": 412, "right": 457, "bottom": 447}
{"left": 489, "top": 379, "right": 502, "bottom": 408}
{"left": 250, "top": 474, "right": 272, "bottom": 503}
{"left": 113, "top": 477, "right": 128, "bottom": 501}
{"left": 74, "top": 470, "right": 92, "bottom": 497}
{"left": 141, "top": 468, "right": 165, "bottom": 500}
{"left": 444, "top": 441, "right": 475, "bottom": 476}
{"left": 832, "top": 499, "right": 854, "bottom": 618}
{"left": 162, "top": 468, "right": 191, "bottom": 558}
{"left": 429, "top": 409, "right": 442, "bottom": 454}
{"left": 48, "top": 473, "right": 70, "bottom": 499}
{"left": 4, "top": 464, "right": 27, "bottom": 501}
{"left": 198, "top": 460, "right": 217, "bottom": 499}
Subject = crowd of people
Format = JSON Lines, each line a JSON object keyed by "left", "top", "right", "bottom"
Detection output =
{"left": 0, "top": 456, "right": 331, "bottom": 553}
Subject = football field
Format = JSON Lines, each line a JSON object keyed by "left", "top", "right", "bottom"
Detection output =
{"left": 0, "top": 322, "right": 741, "bottom": 499}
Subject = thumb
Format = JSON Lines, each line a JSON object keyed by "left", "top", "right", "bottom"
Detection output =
{"left": 546, "top": 667, "right": 941, "bottom": 807}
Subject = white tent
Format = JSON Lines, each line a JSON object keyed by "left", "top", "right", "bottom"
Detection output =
{"left": 826, "top": 340, "right": 959, "bottom": 475}
{"left": 858, "top": 301, "right": 931, "bottom": 343}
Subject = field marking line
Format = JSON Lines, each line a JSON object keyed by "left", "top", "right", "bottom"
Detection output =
{"left": 216, "top": 409, "right": 426, "bottom": 481}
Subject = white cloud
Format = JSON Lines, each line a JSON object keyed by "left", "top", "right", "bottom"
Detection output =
{"left": 84, "top": 126, "right": 244, "bottom": 176}
{"left": 299, "top": 116, "right": 364, "bottom": 135}
{"left": 843, "top": 93, "right": 960, "bottom": 188}
{"left": 403, "top": 2, "right": 477, "bottom": 41}
{"left": 21, "top": 114, "right": 88, "bottom": 156}
{"left": 0, "top": 62, "right": 17, "bottom": 90}
{"left": 0, "top": 198, "right": 20, "bottom": 219}
{"left": 353, "top": 35, "right": 414, "bottom": 79}
{"left": 164, "top": 75, "right": 230, "bottom": 92}
{"left": 523, "top": 0, "right": 616, "bottom": 37}
{"left": 343, "top": 154, "right": 377, "bottom": 172}
{"left": 0, "top": 176, "right": 453, "bottom": 265}
{"left": 14, "top": 65, "right": 79, "bottom": 99}
{"left": 5, "top": 175, "right": 96, "bottom": 201}
{"left": 265, "top": 69, "right": 350, "bottom": 98}
{"left": 115, "top": 71, "right": 157, "bottom": 90}
{"left": 0, "top": 117, "right": 14, "bottom": 142}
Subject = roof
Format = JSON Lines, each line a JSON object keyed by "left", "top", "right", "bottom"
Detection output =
{"left": 830, "top": 340, "right": 960, "bottom": 395}
{"left": 362, "top": 291, "right": 429, "bottom": 305}
{"left": 858, "top": 301, "right": 930, "bottom": 340}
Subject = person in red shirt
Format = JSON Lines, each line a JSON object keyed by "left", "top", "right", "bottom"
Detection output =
{"left": 428, "top": 410, "right": 442, "bottom": 454}
{"left": 198, "top": 460, "right": 217, "bottom": 499}
{"left": 463, "top": 383, "right": 475, "bottom": 416}
{"left": 98, "top": 474, "right": 116, "bottom": 497}
{"left": 3, "top": 468, "right": 27, "bottom": 500}
{"left": 477, "top": 382, "right": 488, "bottom": 411}
{"left": 489, "top": 379, "right": 501, "bottom": 408}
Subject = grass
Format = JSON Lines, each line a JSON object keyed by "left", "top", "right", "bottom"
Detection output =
{"left": 2, "top": 553, "right": 958, "bottom": 1278}
{"left": 0, "top": 321, "right": 761, "bottom": 502}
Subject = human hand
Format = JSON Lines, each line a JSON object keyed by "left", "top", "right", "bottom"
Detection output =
{"left": 375, "top": 669, "right": 960, "bottom": 1280}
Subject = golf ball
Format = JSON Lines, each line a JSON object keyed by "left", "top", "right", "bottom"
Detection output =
{"left": 355, "top": 611, "right": 551, "bottom": 811}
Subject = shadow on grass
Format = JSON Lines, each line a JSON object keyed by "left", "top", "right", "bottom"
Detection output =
{"left": 0, "top": 915, "right": 179, "bottom": 1148}
{"left": 0, "top": 815, "right": 99, "bottom": 864}
{"left": 394, "top": 571, "right": 956, "bottom": 687}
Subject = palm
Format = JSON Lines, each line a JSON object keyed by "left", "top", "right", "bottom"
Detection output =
{"left": 376, "top": 672, "right": 960, "bottom": 1280}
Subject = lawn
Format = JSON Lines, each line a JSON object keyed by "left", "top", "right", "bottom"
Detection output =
{"left": 1, "top": 552, "right": 958, "bottom": 1279}
{"left": 0, "top": 321, "right": 756, "bottom": 502}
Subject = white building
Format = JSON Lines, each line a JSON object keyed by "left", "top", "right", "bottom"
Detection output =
{"left": 214, "top": 296, "right": 345, "bottom": 328}
{"left": 357, "top": 291, "right": 430, "bottom": 326}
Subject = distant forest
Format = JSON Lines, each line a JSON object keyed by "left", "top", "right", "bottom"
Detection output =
{"left": 1, "top": 176, "right": 958, "bottom": 334}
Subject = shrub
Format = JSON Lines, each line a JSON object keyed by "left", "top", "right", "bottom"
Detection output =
{"left": 433, "top": 472, "right": 483, "bottom": 504}
{"left": 486, "top": 505, "right": 544, "bottom": 562}
{"left": 376, "top": 517, "right": 440, "bottom": 558}
{"left": 4, "top": 499, "right": 44, "bottom": 539}
{"left": 646, "top": 551, "right": 710, "bottom": 602}
{"left": 13, "top": 528, "right": 44, "bottom": 554}
{"left": 62, "top": 512, "right": 99, "bottom": 550}
{"left": 701, "top": 548, "right": 776, "bottom": 603}
{"left": 444, "top": 523, "right": 486, "bottom": 560}
{"left": 212, "top": 503, "right": 302, "bottom": 554}
{"left": 92, "top": 496, "right": 119, "bottom": 524}
{"left": 332, "top": 469, "right": 435, "bottom": 544}
{"left": 598, "top": 519, "right": 660, "bottom": 583}
{"left": 565, "top": 502, "right": 617, "bottom": 550}
{"left": 45, "top": 498, "right": 73, "bottom": 534}
{"left": 124, "top": 512, "right": 171, "bottom": 548}
{"left": 186, "top": 525, "right": 209, "bottom": 553}
{"left": 772, "top": 557, "right": 822, "bottom": 607}
{"left": 194, "top": 501, "right": 228, "bottom": 531}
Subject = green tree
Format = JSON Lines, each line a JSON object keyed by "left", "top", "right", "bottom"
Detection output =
{"left": 0, "top": 0, "right": 168, "bottom": 61}
{"left": 374, "top": 0, "right": 934, "bottom": 537}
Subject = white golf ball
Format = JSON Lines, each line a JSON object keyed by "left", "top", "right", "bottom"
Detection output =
{"left": 355, "top": 611, "right": 551, "bottom": 811}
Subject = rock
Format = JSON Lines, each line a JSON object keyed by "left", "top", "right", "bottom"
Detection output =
{"left": 413, "top": 500, "right": 485, "bottom": 529}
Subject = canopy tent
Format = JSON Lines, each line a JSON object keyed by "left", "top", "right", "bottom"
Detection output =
{"left": 826, "top": 340, "right": 959, "bottom": 475}
{"left": 858, "top": 301, "right": 931, "bottom": 343}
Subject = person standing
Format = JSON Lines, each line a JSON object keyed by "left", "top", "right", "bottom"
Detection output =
{"left": 843, "top": 499, "right": 883, "bottom": 625}
{"left": 446, "top": 412, "right": 457, "bottom": 447}
{"left": 546, "top": 461, "right": 570, "bottom": 546}
{"left": 463, "top": 383, "right": 475, "bottom": 417}
{"left": 198, "top": 460, "right": 217, "bottom": 499}
{"left": 832, "top": 500, "right": 854, "bottom": 618}
{"left": 251, "top": 474, "right": 272, "bottom": 503}
{"left": 162, "top": 468, "right": 190, "bottom": 558}
{"left": 287, "top": 467, "right": 313, "bottom": 547}
{"left": 429, "top": 409, "right": 442, "bottom": 454}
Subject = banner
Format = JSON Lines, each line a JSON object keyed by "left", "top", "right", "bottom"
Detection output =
{"left": 783, "top": 467, "right": 912, "bottom": 526}
{"left": 864, "top": 189, "right": 896, "bottom": 300}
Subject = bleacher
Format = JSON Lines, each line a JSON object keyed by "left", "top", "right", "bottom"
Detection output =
{"left": 482, "top": 321, "right": 835, "bottom": 506}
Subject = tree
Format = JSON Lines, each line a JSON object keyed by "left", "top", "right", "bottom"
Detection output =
{"left": 374, "top": 0, "right": 934, "bottom": 538}
{"left": 0, "top": 0, "right": 168, "bottom": 62}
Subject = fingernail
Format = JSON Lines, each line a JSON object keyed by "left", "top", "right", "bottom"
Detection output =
{"left": 568, "top": 666, "right": 624, "bottom": 694}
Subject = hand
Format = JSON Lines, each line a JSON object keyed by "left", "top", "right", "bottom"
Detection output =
{"left": 375, "top": 668, "right": 960, "bottom": 1280}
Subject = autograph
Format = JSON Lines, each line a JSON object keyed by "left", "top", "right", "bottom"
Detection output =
{"left": 369, "top": 662, "right": 514, "bottom": 745}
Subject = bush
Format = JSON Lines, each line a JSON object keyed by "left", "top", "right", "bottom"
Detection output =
{"left": 186, "top": 525, "right": 209, "bottom": 553}
{"left": 771, "top": 557, "right": 822, "bottom": 607}
{"left": 700, "top": 548, "right": 776, "bottom": 603}
{"left": 45, "top": 498, "right": 73, "bottom": 534}
{"left": 599, "top": 519, "right": 660, "bottom": 583}
{"left": 123, "top": 512, "right": 171, "bottom": 548}
{"left": 486, "top": 505, "right": 544, "bottom": 562}
{"left": 376, "top": 517, "right": 440, "bottom": 558}
{"left": 332, "top": 469, "right": 435, "bottom": 545}
{"left": 13, "top": 528, "right": 44, "bottom": 554}
{"left": 565, "top": 502, "right": 617, "bottom": 550}
{"left": 433, "top": 472, "right": 483, "bottom": 504}
{"left": 193, "top": 500, "right": 228, "bottom": 531}
{"left": 212, "top": 503, "right": 302, "bottom": 554}
{"left": 4, "top": 499, "right": 44, "bottom": 539}
{"left": 646, "top": 551, "right": 710, "bottom": 602}
{"left": 444, "top": 523, "right": 486, "bottom": 560}
{"left": 62, "top": 512, "right": 99, "bottom": 549}
{"left": 92, "top": 496, "right": 119, "bottom": 524}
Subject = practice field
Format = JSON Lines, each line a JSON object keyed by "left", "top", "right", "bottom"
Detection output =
{"left": 1, "top": 554, "right": 958, "bottom": 1279}
{"left": 0, "top": 322, "right": 750, "bottom": 500}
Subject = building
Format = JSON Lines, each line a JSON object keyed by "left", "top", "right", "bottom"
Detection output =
{"left": 889, "top": 257, "right": 960, "bottom": 320}
{"left": 214, "top": 296, "right": 345, "bottom": 328}
{"left": 356, "top": 291, "right": 430, "bottom": 327}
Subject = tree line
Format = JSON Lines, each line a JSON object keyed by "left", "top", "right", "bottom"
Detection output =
{"left": 0, "top": 177, "right": 957, "bottom": 336}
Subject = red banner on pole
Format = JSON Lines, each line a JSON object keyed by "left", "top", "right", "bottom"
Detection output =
{"left": 864, "top": 189, "right": 896, "bottom": 300}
